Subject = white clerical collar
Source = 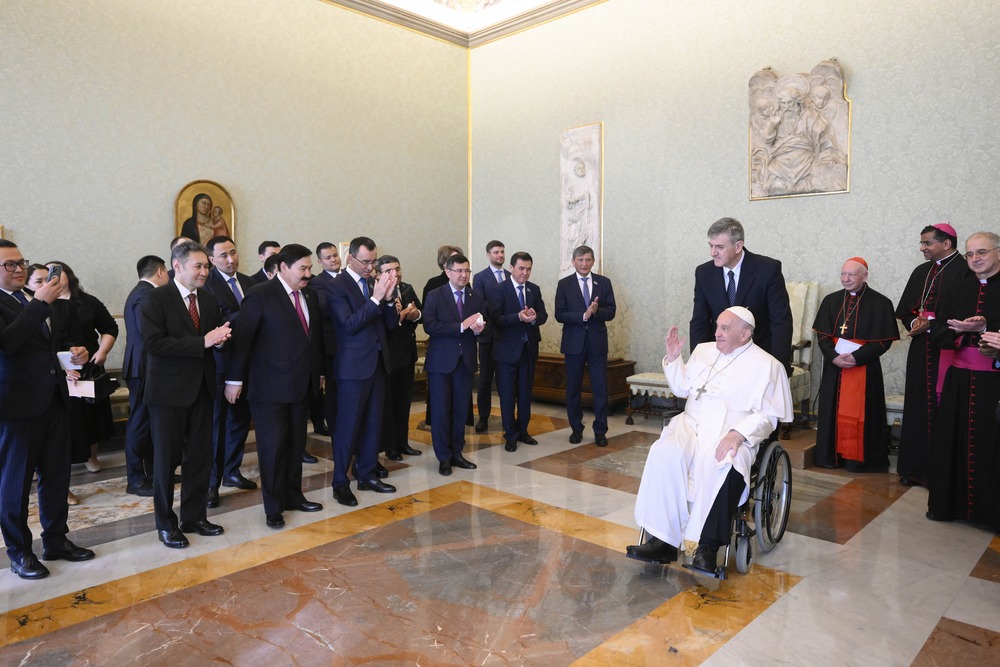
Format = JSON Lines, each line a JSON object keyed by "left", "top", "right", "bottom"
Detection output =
{"left": 937, "top": 251, "right": 959, "bottom": 265}
{"left": 720, "top": 339, "right": 754, "bottom": 358}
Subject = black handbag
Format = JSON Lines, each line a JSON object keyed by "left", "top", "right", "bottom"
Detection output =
{"left": 78, "top": 362, "right": 120, "bottom": 404}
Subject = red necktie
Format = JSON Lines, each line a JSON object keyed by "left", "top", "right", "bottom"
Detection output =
{"left": 187, "top": 293, "right": 200, "bottom": 330}
{"left": 293, "top": 291, "right": 309, "bottom": 335}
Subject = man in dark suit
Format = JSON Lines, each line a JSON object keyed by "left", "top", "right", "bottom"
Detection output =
{"left": 376, "top": 255, "right": 423, "bottom": 461}
{"left": 308, "top": 242, "right": 342, "bottom": 464}
{"left": 225, "top": 244, "right": 325, "bottom": 529}
{"left": 0, "top": 241, "right": 94, "bottom": 579}
{"left": 490, "top": 251, "right": 548, "bottom": 452}
{"left": 325, "top": 236, "right": 398, "bottom": 506}
{"left": 423, "top": 253, "right": 486, "bottom": 474}
{"left": 247, "top": 240, "right": 280, "bottom": 287}
{"left": 690, "top": 217, "right": 792, "bottom": 374}
{"left": 140, "top": 242, "right": 232, "bottom": 549}
{"left": 122, "top": 255, "right": 169, "bottom": 497}
{"left": 203, "top": 235, "right": 257, "bottom": 507}
{"left": 471, "top": 240, "right": 509, "bottom": 433}
{"left": 554, "top": 245, "right": 617, "bottom": 447}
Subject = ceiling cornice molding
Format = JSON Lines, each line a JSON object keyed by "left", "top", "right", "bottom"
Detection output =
{"left": 326, "top": 0, "right": 607, "bottom": 48}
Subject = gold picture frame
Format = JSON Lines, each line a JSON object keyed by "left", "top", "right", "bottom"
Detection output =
{"left": 175, "top": 180, "right": 237, "bottom": 244}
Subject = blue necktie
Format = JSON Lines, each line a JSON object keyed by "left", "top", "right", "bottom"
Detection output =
{"left": 228, "top": 277, "right": 243, "bottom": 305}
{"left": 581, "top": 277, "right": 591, "bottom": 305}
{"left": 517, "top": 284, "right": 525, "bottom": 310}
{"left": 495, "top": 269, "right": 503, "bottom": 283}
{"left": 727, "top": 270, "right": 736, "bottom": 306}
{"left": 360, "top": 278, "right": 370, "bottom": 299}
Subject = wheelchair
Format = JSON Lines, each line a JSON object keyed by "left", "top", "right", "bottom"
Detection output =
{"left": 634, "top": 438, "right": 793, "bottom": 579}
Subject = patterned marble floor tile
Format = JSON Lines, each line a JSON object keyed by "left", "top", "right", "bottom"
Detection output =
{"left": 911, "top": 617, "right": 1000, "bottom": 666}
{"left": 970, "top": 535, "right": 1000, "bottom": 584}
{"left": 785, "top": 472, "right": 909, "bottom": 544}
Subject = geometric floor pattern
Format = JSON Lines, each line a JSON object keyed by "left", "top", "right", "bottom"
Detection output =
{"left": 2, "top": 401, "right": 999, "bottom": 665}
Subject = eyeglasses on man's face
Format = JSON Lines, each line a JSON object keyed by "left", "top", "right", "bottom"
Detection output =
{"left": 964, "top": 248, "right": 997, "bottom": 260}
{"left": 1, "top": 260, "right": 29, "bottom": 272}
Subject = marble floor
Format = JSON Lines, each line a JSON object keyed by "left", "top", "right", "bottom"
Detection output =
{"left": 1, "top": 400, "right": 999, "bottom": 665}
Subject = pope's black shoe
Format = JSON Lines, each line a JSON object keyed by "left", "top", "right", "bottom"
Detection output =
{"left": 690, "top": 545, "right": 720, "bottom": 575}
{"left": 626, "top": 535, "right": 678, "bottom": 564}
{"left": 10, "top": 553, "right": 49, "bottom": 579}
{"left": 42, "top": 538, "right": 96, "bottom": 562}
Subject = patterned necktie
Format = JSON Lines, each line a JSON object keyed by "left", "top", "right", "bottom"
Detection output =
{"left": 228, "top": 277, "right": 243, "bottom": 305}
{"left": 292, "top": 291, "right": 309, "bottom": 335}
{"left": 455, "top": 289, "right": 464, "bottom": 319}
{"left": 360, "top": 278, "right": 370, "bottom": 299}
{"left": 517, "top": 284, "right": 526, "bottom": 310}
{"left": 727, "top": 270, "right": 737, "bottom": 306}
{"left": 187, "top": 293, "right": 200, "bottom": 330}
{"left": 581, "top": 277, "right": 591, "bottom": 305}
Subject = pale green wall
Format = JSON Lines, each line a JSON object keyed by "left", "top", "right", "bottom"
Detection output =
{"left": 470, "top": 0, "right": 1000, "bottom": 394}
{"left": 1, "top": 0, "right": 469, "bottom": 317}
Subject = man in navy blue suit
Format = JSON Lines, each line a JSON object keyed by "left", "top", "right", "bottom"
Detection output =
{"left": 140, "top": 242, "right": 233, "bottom": 549}
{"left": 122, "top": 255, "right": 169, "bottom": 496}
{"left": 0, "top": 241, "right": 93, "bottom": 579}
{"left": 471, "top": 240, "right": 509, "bottom": 433}
{"left": 308, "top": 241, "right": 343, "bottom": 464}
{"left": 225, "top": 244, "right": 325, "bottom": 529}
{"left": 423, "top": 253, "right": 486, "bottom": 475}
{"left": 325, "top": 236, "right": 399, "bottom": 506}
{"left": 690, "top": 218, "right": 792, "bottom": 375}
{"left": 490, "top": 251, "right": 548, "bottom": 452}
{"left": 554, "top": 245, "right": 617, "bottom": 447}
{"left": 203, "top": 235, "right": 257, "bottom": 508}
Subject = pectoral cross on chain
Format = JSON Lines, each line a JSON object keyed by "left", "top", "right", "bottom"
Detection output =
{"left": 839, "top": 322, "right": 848, "bottom": 335}
{"left": 694, "top": 385, "right": 707, "bottom": 400}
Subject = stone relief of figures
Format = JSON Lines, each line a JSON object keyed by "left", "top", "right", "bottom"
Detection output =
{"left": 559, "top": 123, "right": 602, "bottom": 277}
{"left": 749, "top": 59, "right": 851, "bottom": 199}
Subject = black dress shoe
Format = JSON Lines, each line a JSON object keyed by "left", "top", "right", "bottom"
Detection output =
{"left": 899, "top": 476, "right": 922, "bottom": 487}
{"left": 451, "top": 454, "right": 477, "bottom": 470}
{"left": 474, "top": 419, "right": 489, "bottom": 433}
{"left": 205, "top": 488, "right": 220, "bottom": 508}
{"left": 312, "top": 423, "right": 330, "bottom": 436}
{"left": 519, "top": 434, "right": 538, "bottom": 445}
{"left": 357, "top": 478, "right": 396, "bottom": 493}
{"left": 386, "top": 452, "right": 404, "bottom": 462}
{"left": 222, "top": 473, "right": 257, "bottom": 490}
{"left": 333, "top": 485, "right": 359, "bottom": 507}
{"left": 266, "top": 514, "right": 285, "bottom": 529}
{"left": 302, "top": 452, "right": 319, "bottom": 464}
{"left": 158, "top": 529, "right": 189, "bottom": 549}
{"left": 568, "top": 431, "right": 583, "bottom": 444}
{"left": 625, "top": 536, "right": 678, "bottom": 564}
{"left": 41, "top": 539, "right": 96, "bottom": 562}
{"left": 926, "top": 511, "right": 954, "bottom": 522}
{"left": 690, "top": 545, "right": 719, "bottom": 574}
{"left": 286, "top": 500, "right": 323, "bottom": 512}
{"left": 126, "top": 481, "right": 154, "bottom": 497}
{"left": 505, "top": 439, "right": 518, "bottom": 452}
{"left": 179, "top": 520, "right": 224, "bottom": 536}
{"left": 439, "top": 460, "right": 453, "bottom": 476}
{"left": 10, "top": 554, "right": 49, "bottom": 579}
{"left": 375, "top": 462, "right": 389, "bottom": 479}
{"left": 401, "top": 445, "right": 422, "bottom": 456}
{"left": 595, "top": 434, "right": 608, "bottom": 447}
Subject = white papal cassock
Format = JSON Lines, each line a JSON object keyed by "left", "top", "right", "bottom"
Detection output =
{"left": 634, "top": 340, "right": 792, "bottom": 553}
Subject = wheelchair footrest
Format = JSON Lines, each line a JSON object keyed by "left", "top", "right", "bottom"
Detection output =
{"left": 682, "top": 562, "right": 727, "bottom": 580}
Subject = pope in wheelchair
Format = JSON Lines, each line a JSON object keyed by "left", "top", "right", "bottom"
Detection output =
{"left": 628, "top": 307, "right": 793, "bottom": 576}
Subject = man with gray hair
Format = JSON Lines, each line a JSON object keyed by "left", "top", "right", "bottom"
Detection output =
{"left": 690, "top": 217, "right": 793, "bottom": 375}
{"left": 628, "top": 307, "right": 792, "bottom": 575}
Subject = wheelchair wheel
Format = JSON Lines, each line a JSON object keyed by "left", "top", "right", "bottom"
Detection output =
{"left": 735, "top": 535, "right": 753, "bottom": 574}
{"left": 754, "top": 440, "right": 792, "bottom": 553}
